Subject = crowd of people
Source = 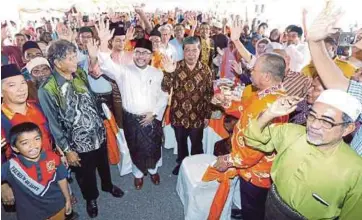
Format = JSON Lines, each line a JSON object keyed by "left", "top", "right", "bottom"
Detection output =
{"left": 1, "top": 1, "right": 362, "bottom": 220}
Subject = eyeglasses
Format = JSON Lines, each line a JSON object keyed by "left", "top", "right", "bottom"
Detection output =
{"left": 306, "top": 113, "right": 349, "bottom": 129}
{"left": 134, "top": 51, "right": 152, "bottom": 56}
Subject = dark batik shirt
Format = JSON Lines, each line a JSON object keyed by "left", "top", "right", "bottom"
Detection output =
{"left": 162, "top": 61, "right": 214, "bottom": 128}
{"left": 38, "top": 68, "right": 105, "bottom": 153}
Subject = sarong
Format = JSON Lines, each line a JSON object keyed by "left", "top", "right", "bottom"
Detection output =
{"left": 265, "top": 184, "right": 307, "bottom": 220}
{"left": 122, "top": 110, "right": 162, "bottom": 174}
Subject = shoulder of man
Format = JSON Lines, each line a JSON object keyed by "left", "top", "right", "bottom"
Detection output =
{"left": 40, "top": 74, "right": 58, "bottom": 97}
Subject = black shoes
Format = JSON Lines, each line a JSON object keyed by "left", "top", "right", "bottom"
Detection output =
{"left": 86, "top": 200, "right": 98, "bottom": 218}
{"left": 231, "top": 208, "right": 243, "bottom": 219}
{"left": 65, "top": 210, "right": 79, "bottom": 220}
{"left": 102, "top": 185, "right": 124, "bottom": 198}
{"left": 172, "top": 165, "right": 181, "bottom": 175}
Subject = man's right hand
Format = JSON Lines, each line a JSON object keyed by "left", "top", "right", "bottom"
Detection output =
{"left": 65, "top": 151, "right": 81, "bottom": 167}
{"left": 307, "top": 1, "right": 343, "bottom": 42}
{"left": 1, "top": 184, "right": 15, "bottom": 205}
{"left": 265, "top": 96, "right": 302, "bottom": 118}
{"left": 95, "top": 17, "right": 115, "bottom": 50}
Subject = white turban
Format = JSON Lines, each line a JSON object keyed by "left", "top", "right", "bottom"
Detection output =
{"left": 315, "top": 89, "right": 362, "bottom": 121}
{"left": 26, "top": 57, "right": 50, "bottom": 73}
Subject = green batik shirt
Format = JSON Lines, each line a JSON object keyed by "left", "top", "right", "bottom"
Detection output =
{"left": 244, "top": 119, "right": 362, "bottom": 220}
{"left": 38, "top": 68, "right": 105, "bottom": 153}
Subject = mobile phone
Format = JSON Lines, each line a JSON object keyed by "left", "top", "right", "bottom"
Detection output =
{"left": 338, "top": 32, "right": 356, "bottom": 47}
{"left": 82, "top": 15, "right": 89, "bottom": 23}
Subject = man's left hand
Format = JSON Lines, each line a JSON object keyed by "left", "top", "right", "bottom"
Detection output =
{"left": 140, "top": 112, "right": 155, "bottom": 127}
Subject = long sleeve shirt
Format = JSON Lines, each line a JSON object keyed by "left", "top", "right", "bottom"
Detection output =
{"left": 98, "top": 52, "right": 168, "bottom": 121}
{"left": 38, "top": 69, "right": 105, "bottom": 153}
{"left": 244, "top": 119, "right": 362, "bottom": 220}
{"left": 162, "top": 60, "right": 214, "bottom": 128}
{"left": 284, "top": 43, "right": 311, "bottom": 72}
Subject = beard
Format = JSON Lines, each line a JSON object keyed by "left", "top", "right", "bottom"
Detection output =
{"left": 34, "top": 77, "right": 48, "bottom": 88}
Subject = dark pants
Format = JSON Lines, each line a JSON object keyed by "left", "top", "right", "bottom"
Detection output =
{"left": 173, "top": 125, "right": 204, "bottom": 164}
{"left": 240, "top": 177, "right": 269, "bottom": 220}
{"left": 72, "top": 143, "right": 113, "bottom": 201}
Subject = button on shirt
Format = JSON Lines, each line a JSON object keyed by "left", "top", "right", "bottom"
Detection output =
{"left": 98, "top": 52, "right": 169, "bottom": 121}
{"left": 244, "top": 120, "right": 362, "bottom": 219}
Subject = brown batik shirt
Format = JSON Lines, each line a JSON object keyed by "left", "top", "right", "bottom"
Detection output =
{"left": 162, "top": 60, "right": 214, "bottom": 129}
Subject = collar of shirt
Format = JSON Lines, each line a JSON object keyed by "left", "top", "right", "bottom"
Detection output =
{"left": 257, "top": 83, "right": 285, "bottom": 99}
{"left": 179, "top": 60, "right": 203, "bottom": 71}
{"left": 1, "top": 103, "right": 31, "bottom": 120}
{"left": 17, "top": 151, "right": 47, "bottom": 168}
{"left": 53, "top": 70, "right": 77, "bottom": 87}
{"left": 285, "top": 71, "right": 301, "bottom": 77}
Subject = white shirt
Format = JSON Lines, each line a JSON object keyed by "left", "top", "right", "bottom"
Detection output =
{"left": 169, "top": 38, "right": 184, "bottom": 62}
{"left": 98, "top": 52, "right": 168, "bottom": 121}
{"left": 284, "top": 42, "right": 311, "bottom": 72}
{"left": 160, "top": 43, "right": 178, "bottom": 62}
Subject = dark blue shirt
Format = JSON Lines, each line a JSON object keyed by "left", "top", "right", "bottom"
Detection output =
{"left": 1, "top": 151, "right": 67, "bottom": 220}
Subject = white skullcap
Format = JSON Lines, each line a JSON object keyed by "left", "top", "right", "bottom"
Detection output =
{"left": 315, "top": 89, "right": 362, "bottom": 121}
{"left": 26, "top": 57, "right": 50, "bottom": 73}
{"left": 212, "top": 21, "right": 223, "bottom": 29}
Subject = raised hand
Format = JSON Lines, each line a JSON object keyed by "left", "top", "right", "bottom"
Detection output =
{"left": 307, "top": 0, "right": 343, "bottom": 42}
{"left": 56, "top": 22, "right": 76, "bottom": 42}
{"left": 125, "top": 26, "right": 135, "bottom": 41}
{"left": 95, "top": 17, "right": 115, "bottom": 46}
{"left": 161, "top": 55, "right": 177, "bottom": 73}
{"left": 230, "top": 19, "right": 243, "bottom": 42}
{"left": 86, "top": 39, "right": 99, "bottom": 59}
{"left": 231, "top": 60, "right": 242, "bottom": 75}
{"left": 265, "top": 96, "right": 302, "bottom": 118}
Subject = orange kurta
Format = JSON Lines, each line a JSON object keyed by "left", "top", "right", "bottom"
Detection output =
{"left": 202, "top": 84, "right": 288, "bottom": 220}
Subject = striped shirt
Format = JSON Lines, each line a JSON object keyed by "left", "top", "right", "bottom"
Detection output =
{"left": 348, "top": 80, "right": 362, "bottom": 156}
{"left": 283, "top": 71, "right": 312, "bottom": 98}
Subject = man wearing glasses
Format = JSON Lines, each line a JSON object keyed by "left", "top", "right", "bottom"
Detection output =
{"left": 242, "top": 90, "right": 362, "bottom": 219}
{"left": 96, "top": 20, "right": 168, "bottom": 190}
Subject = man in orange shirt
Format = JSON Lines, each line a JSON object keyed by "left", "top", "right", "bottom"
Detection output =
{"left": 1, "top": 64, "right": 53, "bottom": 159}
{"left": 205, "top": 53, "right": 289, "bottom": 220}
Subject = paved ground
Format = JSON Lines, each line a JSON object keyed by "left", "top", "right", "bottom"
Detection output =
{"left": 2, "top": 148, "right": 185, "bottom": 220}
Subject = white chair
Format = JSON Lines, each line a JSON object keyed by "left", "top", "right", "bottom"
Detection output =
{"left": 176, "top": 154, "right": 237, "bottom": 220}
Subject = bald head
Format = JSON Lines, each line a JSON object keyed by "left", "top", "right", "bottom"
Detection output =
{"left": 258, "top": 53, "right": 286, "bottom": 82}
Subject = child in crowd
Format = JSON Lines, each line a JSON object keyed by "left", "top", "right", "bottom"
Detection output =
{"left": 1, "top": 122, "right": 73, "bottom": 220}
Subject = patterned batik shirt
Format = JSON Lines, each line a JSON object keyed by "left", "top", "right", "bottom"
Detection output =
{"left": 38, "top": 68, "right": 105, "bottom": 153}
{"left": 162, "top": 60, "right": 214, "bottom": 129}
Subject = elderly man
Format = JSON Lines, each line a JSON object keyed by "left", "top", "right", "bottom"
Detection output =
{"left": 162, "top": 36, "right": 214, "bottom": 175}
{"left": 243, "top": 90, "right": 362, "bottom": 219}
{"left": 158, "top": 24, "right": 178, "bottom": 61}
{"left": 38, "top": 39, "right": 123, "bottom": 218}
{"left": 206, "top": 53, "right": 289, "bottom": 220}
{"left": 96, "top": 20, "right": 168, "bottom": 190}
{"left": 25, "top": 57, "right": 52, "bottom": 101}
{"left": 307, "top": 5, "right": 362, "bottom": 156}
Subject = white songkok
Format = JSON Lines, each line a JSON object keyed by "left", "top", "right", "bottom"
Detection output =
{"left": 315, "top": 89, "right": 362, "bottom": 121}
{"left": 26, "top": 57, "right": 51, "bottom": 73}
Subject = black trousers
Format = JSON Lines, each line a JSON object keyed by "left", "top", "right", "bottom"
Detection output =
{"left": 173, "top": 125, "right": 204, "bottom": 164}
{"left": 72, "top": 142, "right": 113, "bottom": 201}
{"left": 240, "top": 177, "right": 269, "bottom": 220}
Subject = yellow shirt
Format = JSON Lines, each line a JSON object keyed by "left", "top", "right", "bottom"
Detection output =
{"left": 302, "top": 58, "right": 356, "bottom": 78}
